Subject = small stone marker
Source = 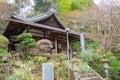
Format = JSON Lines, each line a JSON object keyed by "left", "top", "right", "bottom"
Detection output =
{"left": 42, "top": 63, "right": 54, "bottom": 80}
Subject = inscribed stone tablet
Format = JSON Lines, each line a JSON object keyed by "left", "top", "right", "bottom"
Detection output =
{"left": 42, "top": 63, "right": 54, "bottom": 80}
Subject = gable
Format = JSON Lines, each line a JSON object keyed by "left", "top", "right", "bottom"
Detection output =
{"left": 11, "top": 12, "right": 65, "bottom": 30}
{"left": 35, "top": 14, "right": 65, "bottom": 29}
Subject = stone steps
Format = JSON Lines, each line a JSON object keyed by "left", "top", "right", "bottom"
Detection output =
{"left": 65, "top": 60, "right": 104, "bottom": 80}
{"left": 80, "top": 76, "right": 100, "bottom": 80}
{"left": 74, "top": 71, "right": 102, "bottom": 80}
{"left": 73, "top": 68, "right": 104, "bottom": 80}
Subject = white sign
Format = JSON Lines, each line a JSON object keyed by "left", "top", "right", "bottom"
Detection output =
{"left": 42, "top": 63, "right": 54, "bottom": 80}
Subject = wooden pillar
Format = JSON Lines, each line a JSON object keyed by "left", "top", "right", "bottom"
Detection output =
{"left": 55, "top": 35, "right": 57, "bottom": 53}
{"left": 44, "top": 31, "right": 45, "bottom": 38}
{"left": 70, "top": 43, "right": 73, "bottom": 58}
{"left": 27, "top": 26, "right": 30, "bottom": 32}
{"left": 80, "top": 34, "right": 85, "bottom": 51}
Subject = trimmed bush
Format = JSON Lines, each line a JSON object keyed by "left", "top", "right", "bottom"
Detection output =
{"left": 0, "top": 35, "right": 9, "bottom": 50}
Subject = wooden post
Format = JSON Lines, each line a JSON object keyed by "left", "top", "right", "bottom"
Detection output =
{"left": 80, "top": 34, "right": 85, "bottom": 51}
{"left": 70, "top": 44, "right": 72, "bottom": 58}
{"left": 27, "top": 26, "right": 29, "bottom": 32}
{"left": 66, "top": 30, "right": 70, "bottom": 80}
{"left": 55, "top": 35, "right": 57, "bottom": 53}
{"left": 44, "top": 31, "right": 45, "bottom": 38}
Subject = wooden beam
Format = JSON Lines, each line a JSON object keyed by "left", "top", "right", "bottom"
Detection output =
{"left": 31, "top": 32, "right": 44, "bottom": 37}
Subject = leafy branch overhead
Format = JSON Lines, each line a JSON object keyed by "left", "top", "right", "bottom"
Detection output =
{"left": 34, "top": 0, "right": 90, "bottom": 13}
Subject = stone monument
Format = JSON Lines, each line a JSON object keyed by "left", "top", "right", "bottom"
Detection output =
{"left": 42, "top": 63, "right": 54, "bottom": 80}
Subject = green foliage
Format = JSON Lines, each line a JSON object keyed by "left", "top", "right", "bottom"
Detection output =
{"left": 51, "top": 53, "right": 67, "bottom": 63}
{"left": 34, "top": 0, "right": 90, "bottom": 14}
{"left": 109, "top": 59, "right": 120, "bottom": 80}
{"left": 111, "top": 46, "right": 120, "bottom": 59}
{"left": 80, "top": 49, "right": 94, "bottom": 61}
{"left": 76, "top": 61, "right": 91, "bottom": 74}
{"left": 80, "top": 49, "right": 102, "bottom": 62}
{"left": 50, "top": 53, "right": 74, "bottom": 80}
{"left": 0, "top": 49, "right": 9, "bottom": 64}
{"left": 8, "top": 61, "right": 36, "bottom": 80}
{"left": 72, "top": 41, "right": 81, "bottom": 53}
{"left": 85, "top": 39, "right": 100, "bottom": 49}
{"left": 0, "top": 53, "right": 75, "bottom": 80}
{"left": 56, "top": 0, "right": 72, "bottom": 13}
{"left": 15, "top": 33, "right": 36, "bottom": 53}
{"left": 66, "top": 58, "right": 91, "bottom": 74}
{"left": 7, "top": 74, "right": 19, "bottom": 80}
{"left": 0, "top": 44, "right": 7, "bottom": 50}
{"left": 89, "top": 51, "right": 120, "bottom": 79}
{"left": 57, "top": 64, "right": 68, "bottom": 79}
{"left": 33, "top": 56, "right": 48, "bottom": 63}
{"left": 0, "top": 30, "right": 2, "bottom": 34}
{"left": 7, "top": 60, "right": 42, "bottom": 80}
{"left": 71, "top": 0, "right": 90, "bottom": 10}
{"left": 16, "top": 33, "right": 32, "bottom": 41}
{"left": 52, "top": 58, "right": 69, "bottom": 80}
{"left": 0, "top": 35, "right": 9, "bottom": 50}
{"left": 56, "top": 0, "right": 90, "bottom": 14}
{"left": 72, "top": 39, "right": 100, "bottom": 54}
{"left": 105, "top": 52, "right": 115, "bottom": 60}
{"left": 103, "top": 52, "right": 120, "bottom": 80}
{"left": 34, "top": 0, "right": 52, "bottom": 12}
{"left": 88, "top": 61, "right": 106, "bottom": 78}
{"left": 0, "top": 49, "right": 9, "bottom": 57}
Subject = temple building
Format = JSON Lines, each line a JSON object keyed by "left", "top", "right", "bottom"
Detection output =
{"left": 3, "top": 10, "right": 80, "bottom": 54}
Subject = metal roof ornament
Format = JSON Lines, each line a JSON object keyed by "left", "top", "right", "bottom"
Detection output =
{"left": 49, "top": 8, "right": 56, "bottom": 13}
{"left": 48, "top": 0, "right": 57, "bottom": 14}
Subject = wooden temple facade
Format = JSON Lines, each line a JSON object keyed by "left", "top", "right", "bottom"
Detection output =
{"left": 3, "top": 10, "right": 80, "bottom": 54}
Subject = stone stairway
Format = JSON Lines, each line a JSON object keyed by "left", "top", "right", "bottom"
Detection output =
{"left": 65, "top": 60, "right": 104, "bottom": 80}
{"left": 74, "top": 69, "right": 104, "bottom": 80}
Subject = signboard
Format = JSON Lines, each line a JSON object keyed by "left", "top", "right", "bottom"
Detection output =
{"left": 42, "top": 63, "right": 54, "bottom": 80}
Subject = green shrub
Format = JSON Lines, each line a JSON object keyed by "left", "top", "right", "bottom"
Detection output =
{"left": 77, "top": 61, "right": 91, "bottom": 74}
{"left": 57, "top": 0, "right": 72, "bottom": 13}
{"left": 85, "top": 39, "right": 100, "bottom": 49}
{"left": 33, "top": 56, "right": 48, "bottom": 63}
{"left": 105, "top": 52, "right": 116, "bottom": 60}
{"left": 102, "top": 52, "right": 120, "bottom": 79}
{"left": 0, "top": 49, "right": 9, "bottom": 63}
{"left": 0, "top": 35, "right": 9, "bottom": 50}
{"left": 72, "top": 39, "right": 100, "bottom": 55}
{"left": 51, "top": 53, "right": 67, "bottom": 63}
{"left": 15, "top": 33, "right": 36, "bottom": 56}
{"left": 72, "top": 41, "right": 81, "bottom": 53}
{"left": 109, "top": 59, "right": 120, "bottom": 80}
{"left": 80, "top": 49, "right": 102, "bottom": 62}
{"left": 8, "top": 61, "right": 36, "bottom": 80}
{"left": 0, "top": 49, "right": 9, "bottom": 57}
{"left": 71, "top": 0, "right": 90, "bottom": 10}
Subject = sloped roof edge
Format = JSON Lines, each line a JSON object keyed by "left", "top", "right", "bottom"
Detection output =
{"left": 11, "top": 11, "right": 52, "bottom": 22}
{"left": 3, "top": 18, "right": 80, "bottom": 38}
{"left": 11, "top": 10, "right": 65, "bottom": 29}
